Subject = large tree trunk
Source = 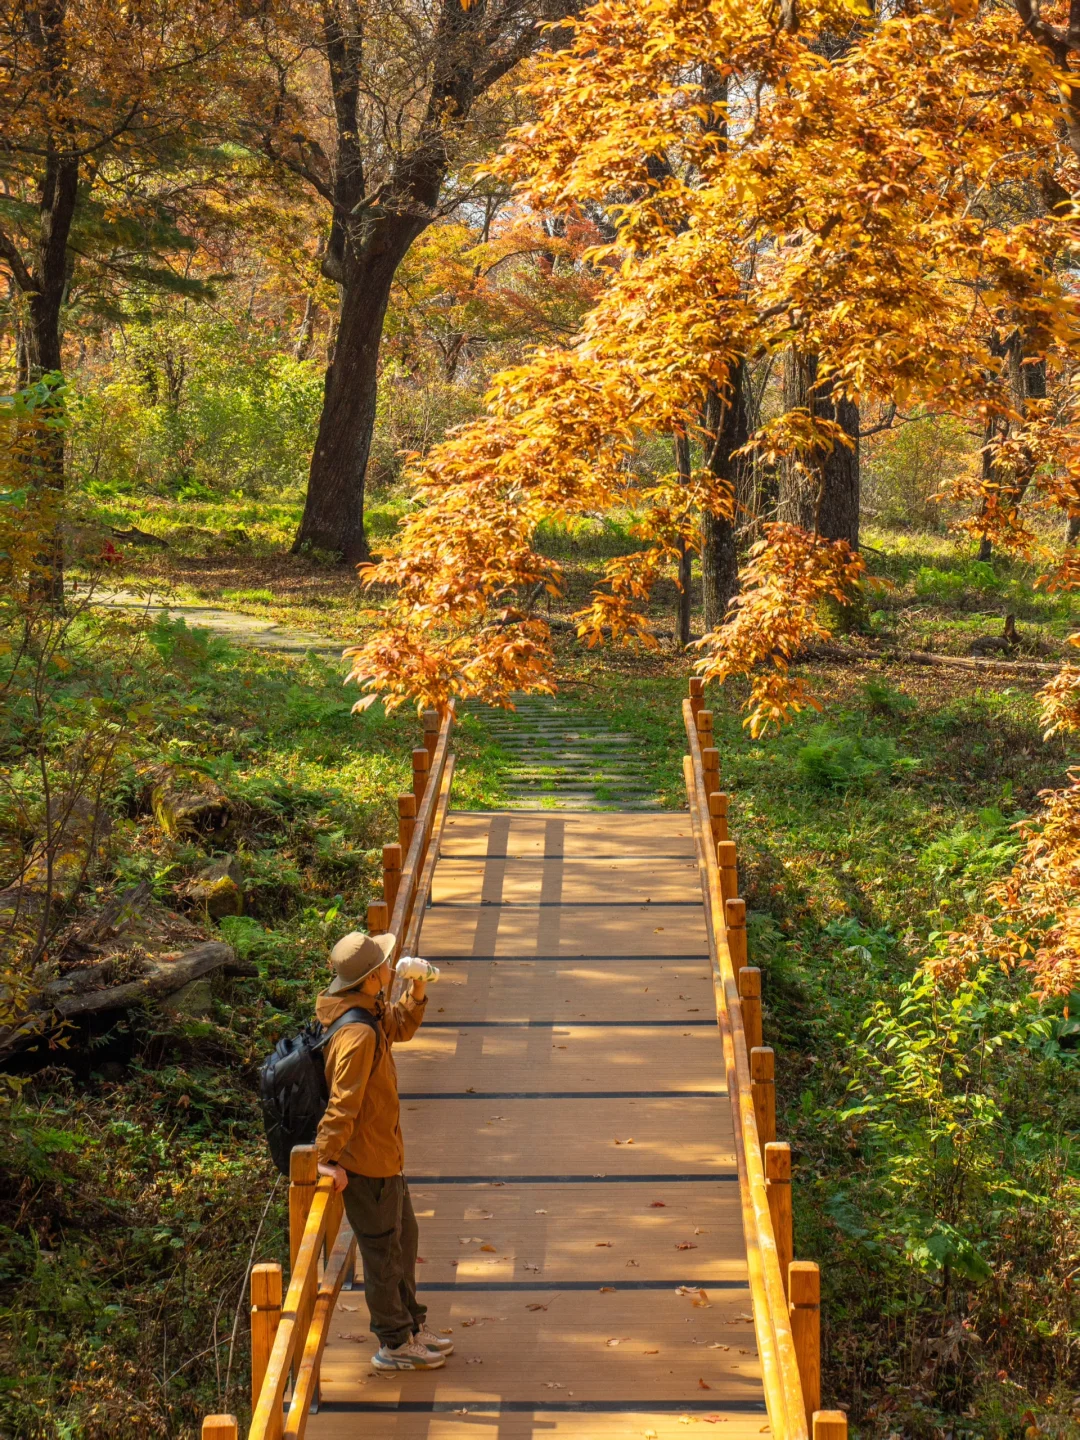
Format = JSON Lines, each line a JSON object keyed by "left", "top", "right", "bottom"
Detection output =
{"left": 293, "top": 223, "right": 419, "bottom": 564}
{"left": 674, "top": 429, "right": 693, "bottom": 647}
{"left": 701, "top": 359, "right": 748, "bottom": 630}
{"left": 779, "top": 350, "right": 860, "bottom": 547}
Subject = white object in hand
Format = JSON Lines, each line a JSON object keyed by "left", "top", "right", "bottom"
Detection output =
{"left": 396, "top": 956, "right": 440, "bottom": 983}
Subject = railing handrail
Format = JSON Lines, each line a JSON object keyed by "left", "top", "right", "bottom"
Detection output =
{"left": 388, "top": 702, "right": 455, "bottom": 954}
{"left": 683, "top": 699, "right": 810, "bottom": 1440}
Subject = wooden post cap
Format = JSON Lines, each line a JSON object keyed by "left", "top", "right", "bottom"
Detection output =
{"left": 689, "top": 677, "right": 704, "bottom": 698}
{"left": 813, "top": 1413, "right": 848, "bottom": 1440}
{"left": 412, "top": 747, "right": 430, "bottom": 771}
{"left": 202, "top": 1416, "right": 238, "bottom": 1439}
{"left": 251, "top": 1262, "right": 282, "bottom": 1308}
{"left": 717, "top": 840, "right": 737, "bottom": 868}
{"left": 367, "top": 900, "right": 389, "bottom": 934}
{"left": 765, "top": 1141, "right": 791, "bottom": 1181}
{"left": 750, "top": 1045, "right": 774, "bottom": 1081}
{"left": 383, "top": 843, "right": 402, "bottom": 870}
{"left": 422, "top": 709, "right": 440, "bottom": 733}
{"left": 696, "top": 708, "right": 713, "bottom": 733}
{"left": 724, "top": 896, "right": 745, "bottom": 927}
{"left": 702, "top": 745, "right": 719, "bottom": 772}
{"left": 739, "top": 965, "right": 761, "bottom": 998}
{"left": 289, "top": 1145, "right": 318, "bottom": 1183}
{"left": 789, "top": 1260, "right": 820, "bottom": 1306}
{"left": 397, "top": 794, "right": 416, "bottom": 817}
{"left": 710, "top": 791, "right": 729, "bottom": 817}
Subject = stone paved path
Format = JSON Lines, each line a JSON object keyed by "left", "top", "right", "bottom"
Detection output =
{"left": 91, "top": 590, "right": 661, "bottom": 812}
{"left": 89, "top": 587, "right": 343, "bottom": 660}
{"left": 467, "top": 695, "right": 664, "bottom": 811}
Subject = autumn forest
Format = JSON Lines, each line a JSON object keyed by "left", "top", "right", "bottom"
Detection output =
{"left": 2, "top": 0, "right": 1080, "bottom": 1434}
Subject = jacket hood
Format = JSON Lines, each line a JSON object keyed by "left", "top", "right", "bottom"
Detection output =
{"left": 315, "top": 990, "right": 381, "bottom": 1026}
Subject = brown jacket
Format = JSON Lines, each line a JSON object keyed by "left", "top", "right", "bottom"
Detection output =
{"left": 314, "top": 989, "right": 426, "bottom": 1178}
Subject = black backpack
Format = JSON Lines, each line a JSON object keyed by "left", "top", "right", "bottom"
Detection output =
{"left": 260, "top": 1008, "right": 382, "bottom": 1176}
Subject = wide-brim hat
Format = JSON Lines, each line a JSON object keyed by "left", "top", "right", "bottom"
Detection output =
{"left": 326, "top": 931, "right": 397, "bottom": 995}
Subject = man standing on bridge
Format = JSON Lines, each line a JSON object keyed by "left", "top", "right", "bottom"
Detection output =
{"left": 315, "top": 932, "right": 451, "bottom": 1372}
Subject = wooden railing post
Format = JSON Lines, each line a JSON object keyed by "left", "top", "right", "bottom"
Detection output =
{"left": 813, "top": 1414, "right": 847, "bottom": 1439}
{"left": 724, "top": 896, "right": 746, "bottom": 974}
{"left": 689, "top": 676, "right": 704, "bottom": 722}
{"left": 383, "top": 844, "right": 402, "bottom": 915}
{"left": 740, "top": 966, "right": 762, "bottom": 1051}
{"left": 702, "top": 746, "right": 720, "bottom": 796}
{"left": 695, "top": 707, "right": 713, "bottom": 747}
{"left": 790, "top": 1261, "right": 821, "bottom": 1427}
{"left": 367, "top": 900, "right": 389, "bottom": 936}
{"left": 289, "top": 1147, "right": 318, "bottom": 1274}
{"left": 398, "top": 794, "right": 416, "bottom": 852}
{"left": 251, "top": 1263, "right": 282, "bottom": 1434}
{"left": 750, "top": 1046, "right": 775, "bottom": 1148}
{"left": 202, "top": 1419, "right": 238, "bottom": 1440}
{"left": 717, "top": 842, "right": 738, "bottom": 906}
{"left": 412, "top": 747, "right": 430, "bottom": 804}
{"left": 423, "top": 709, "right": 440, "bottom": 760}
{"left": 709, "top": 791, "right": 729, "bottom": 844}
{"left": 765, "top": 1143, "right": 793, "bottom": 1299}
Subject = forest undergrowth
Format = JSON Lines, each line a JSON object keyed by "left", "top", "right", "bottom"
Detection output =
{"left": 2, "top": 517, "right": 1078, "bottom": 1439}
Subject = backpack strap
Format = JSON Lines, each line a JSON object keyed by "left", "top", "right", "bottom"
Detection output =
{"left": 314, "top": 1007, "right": 382, "bottom": 1055}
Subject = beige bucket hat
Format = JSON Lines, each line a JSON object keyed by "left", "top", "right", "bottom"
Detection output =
{"left": 326, "top": 931, "right": 397, "bottom": 995}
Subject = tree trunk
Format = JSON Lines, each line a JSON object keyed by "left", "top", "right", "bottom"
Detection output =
{"left": 700, "top": 360, "right": 748, "bottom": 630}
{"left": 674, "top": 429, "right": 692, "bottom": 646}
{"left": 779, "top": 349, "right": 860, "bottom": 546}
{"left": 977, "top": 331, "right": 1045, "bottom": 562}
{"left": 293, "top": 227, "right": 415, "bottom": 564}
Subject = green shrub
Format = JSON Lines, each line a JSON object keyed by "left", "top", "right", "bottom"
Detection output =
{"left": 861, "top": 677, "right": 916, "bottom": 718}
{"left": 797, "top": 727, "right": 916, "bottom": 789}
{"left": 920, "top": 805, "right": 1022, "bottom": 883}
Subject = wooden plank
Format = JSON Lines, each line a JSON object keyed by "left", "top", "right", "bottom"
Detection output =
{"left": 418, "top": 905, "right": 709, "bottom": 958}
{"left": 420, "top": 958, "right": 716, "bottom": 1024}
{"left": 440, "top": 812, "right": 697, "bottom": 858}
{"left": 358, "top": 1179, "right": 750, "bottom": 1285}
{"left": 401, "top": 1096, "right": 737, "bottom": 1178}
{"left": 431, "top": 857, "right": 702, "bottom": 906}
{"left": 396, "top": 1024, "right": 727, "bottom": 1095}
{"left": 311, "top": 1413, "right": 769, "bottom": 1440}
{"left": 319, "top": 1288, "right": 762, "bottom": 1405}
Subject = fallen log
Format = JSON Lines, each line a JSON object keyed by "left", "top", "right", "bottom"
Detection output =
{"left": 800, "top": 643, "right": 1061, "bottom": 675}
{"left": 0, "top": 940, "right": 255, "bottom": 1060}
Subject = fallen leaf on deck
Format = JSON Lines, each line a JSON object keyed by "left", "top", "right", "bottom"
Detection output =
{"left": 339, "top": 1304, "right": 359, "bottom": 1311}
{"left": 707, "top": 1343, "right": 730, "bottom": 1351}
{"left": 465, "top": 1209, "right": 494, "bottom": 1220}
{"left": 526, "top": 1303, "right": 548, "bottom": 1312}
{"left": 675, "top": 1242, "right": 698, "bottom": 1250}
{"left": 595, "top": 1240, "right": 613, "bottom": 1247}
{"left": 480, "top": 1244, "right": 498, "bottom": 1253}
{"left": 650, "top": 1201, "right": 667, "bottom": 1208}
{"left": 439, "top": 1328, "right": 453, "bottom": 1335}
{"left": 466, "top": 1357, "right": 483, "bottom": 1365}
{"left": 535, "top": 1208, "right": 548, "bottom": 1214}
{"left": 542, "top": 1381, "right": 565, "bottom": 1389}
{"left": 524, "top": 1262, "right": 541, "bottom": 1272}
{"left": 599, "top": 1286, "right": 617, "bottom": 1293}
{"left": 694, "top": 1227, "right": 706, "bottom": 1235}
{"left": 645, "top": 1430, "right": 659, "bottom": 1439}
{"left": 693, "top": 1299, "right": 713, "bottom": 1308}
{"left": 643, "top": 1348, "right": 659, "bottom": 1355}
{"left": 614, "top": 1138, "right": 634, "bottom": 1145}
{"left": 336, "top": 1332, "right": 369, "bottom": 1341}
{"left": 698, "top": 1378, "right": 712, "bottom": 1390}
{"left": 676, "top": 1286, "right": 708, "bottom": 1299}
{"left": 626, "top": 1259, "right": 640, "bottom": 1267}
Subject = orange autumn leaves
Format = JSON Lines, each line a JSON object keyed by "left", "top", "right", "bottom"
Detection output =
{"left": 348, "top": 0, "right": 1078, "bottom": 726}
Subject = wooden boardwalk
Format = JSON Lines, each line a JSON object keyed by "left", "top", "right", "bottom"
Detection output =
{"left": 312, "top": 809, "right": 767, "bottom": 1439}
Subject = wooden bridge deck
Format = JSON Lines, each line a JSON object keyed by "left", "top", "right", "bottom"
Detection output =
{"left": 312, "top": 810, "right": 767, "bottom": 1439}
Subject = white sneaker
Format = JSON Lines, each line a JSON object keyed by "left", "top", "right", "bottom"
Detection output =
{"left": 414, "top": 1324, "right": 454, "bottom": 1355}
{"left": 371, "top": 1336, "right": 447, "bottom": 1371}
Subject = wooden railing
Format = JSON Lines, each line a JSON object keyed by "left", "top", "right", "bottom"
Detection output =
{"left": 683, "top": 677, "right": 848, "bottom": 1440}
{"left": 201, "top": 704, "right": 457, "bottom": 1440}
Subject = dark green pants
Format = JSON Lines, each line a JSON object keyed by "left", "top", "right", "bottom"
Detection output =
{"left": 341, "top": 1173, "right": 427, "bottom": 1350}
